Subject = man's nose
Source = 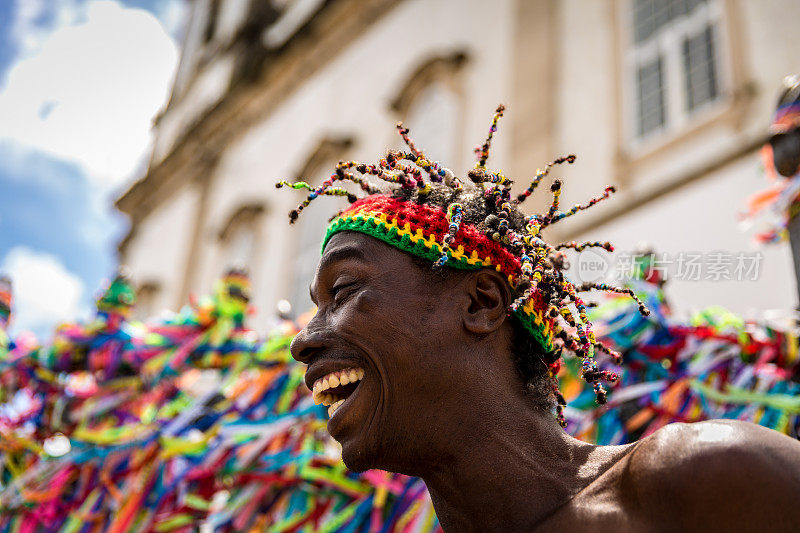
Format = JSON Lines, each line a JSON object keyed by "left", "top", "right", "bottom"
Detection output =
{"left": 290, "top": 324, "right": 326, "bottom": 364}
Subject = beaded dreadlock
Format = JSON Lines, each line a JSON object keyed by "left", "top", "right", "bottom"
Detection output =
{"left": 277, "top": 105, "right": 649, "bottom": 426}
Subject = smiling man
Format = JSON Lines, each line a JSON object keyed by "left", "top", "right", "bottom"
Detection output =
{"left": 284, "top": 107, "right": 800, "bottom": 531}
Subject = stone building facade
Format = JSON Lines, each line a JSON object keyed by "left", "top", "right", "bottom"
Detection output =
{"left": 117, "top": 0, "right": 800, "bottom": 329}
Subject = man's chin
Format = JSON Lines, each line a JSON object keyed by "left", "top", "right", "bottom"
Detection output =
{"left": 339, "top": 439, "right": 374, "bottom": 473}
{"left": 339, "top": 436, "right": 419, "bottom": 476}
{"left": 337, "top": 431, "right": 395, "bottom": 473}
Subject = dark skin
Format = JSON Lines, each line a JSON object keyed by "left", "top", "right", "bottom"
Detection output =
{"left": 292, "top": 232, "right": 800, "bottom": 532}
{"left": 770, "top": 128, "right": 800, "bottom": 177}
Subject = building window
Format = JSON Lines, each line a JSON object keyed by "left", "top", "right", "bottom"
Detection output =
{"left": 636, "top": 57, "right": 666, "bottom": 136}
{"left": 683, "top": 24, "right": 718, "bottom": 111}
{"left": 288, "top": 139, "right": 353, "bottom": 315}
{"left": 290, "top": 175, "right": 341, "bottom": 314}
{"left": 389, "top": 52, "right": 467, "bottom": 167}
{"left": 633, "top": 0, "right": 707, "bottom": 43}
{"left": 225, "top": 224, "right": 256, "bottom": 269}
{"left": 403, "top": 81, "right": 459, "bottom": 166}
{"left": 218, "top": 204, "right": 264, "bottom": 272}
{"left": 627, "top": 0, "right": 724, "bottom": 142}
{"left": 135, "top": 281, "right": 161, "bottom": 321}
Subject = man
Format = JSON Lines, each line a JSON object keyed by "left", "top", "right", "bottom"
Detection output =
{"left": 284, "top": 107, "right": 800, "bottom": 531}
{"left": 763, "top": 75, "right": 800, "bottom": 304}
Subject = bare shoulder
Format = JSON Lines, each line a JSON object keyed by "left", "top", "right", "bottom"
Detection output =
{"left": 623, "top": 420, "right": 800, "bottom": 530}
{"left": 629, "top": 420, "right": 800, "bottom": 481}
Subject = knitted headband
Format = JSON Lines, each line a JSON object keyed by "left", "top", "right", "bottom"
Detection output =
{"left": 278, "top": 105, "right": 649, "bottom": 425}
{"left": 321, "top": 195, "right": 556, "bottom": 352}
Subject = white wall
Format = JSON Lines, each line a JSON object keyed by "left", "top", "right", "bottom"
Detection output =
{"left": 570, "top": 152, "right": 797, "bottom": 316}
{"left": 124, "top": 181, "right": 198, "bottom": 313}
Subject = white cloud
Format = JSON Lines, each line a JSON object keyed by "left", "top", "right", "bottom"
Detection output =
{"left": 8, "top": 0, "right": 85, "bottom": 60}
{"left": 1, "top": 247, "right": 88, "bottom": 336}
{"left": 0, "top": 1, "right": 179, "bottom": 188}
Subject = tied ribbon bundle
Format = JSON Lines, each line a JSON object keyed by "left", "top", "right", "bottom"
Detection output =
{"left": 560, "top": 277, "right": 800, "bottom": 444}
{"left": 1, "top": 267, "right": 799, "bottom": 530}
{"left": 0, "top": 273, "right": 439, "bottom": 532}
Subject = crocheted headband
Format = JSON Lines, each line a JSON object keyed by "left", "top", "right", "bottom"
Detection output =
{"left": 278, "top": 105, "right": 649, "bottom": 425}
{"left": 321, "top": 195, "right": 556, "bottom": 352}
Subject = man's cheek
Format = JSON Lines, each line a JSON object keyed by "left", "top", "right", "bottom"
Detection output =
{"left": 340, "top": 289, "right": 380, "bottom": 321}
{"left": 332, "top": 290, "right": 381, "bottom": 334}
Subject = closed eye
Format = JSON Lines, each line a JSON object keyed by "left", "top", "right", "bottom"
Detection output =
{"left": 331, "top": 281, "right": 359, "bottom": 304}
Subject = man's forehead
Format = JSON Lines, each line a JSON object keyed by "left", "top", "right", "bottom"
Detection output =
{"left": 318, "top": 232, "right": 423, "bottom": 277}
{"left": 319, "top": 233, "right": 380, "bottom": 270}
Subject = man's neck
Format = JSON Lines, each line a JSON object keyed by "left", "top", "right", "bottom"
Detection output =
{"left": 418, "top": 395, "right": 625, "bottom": 531}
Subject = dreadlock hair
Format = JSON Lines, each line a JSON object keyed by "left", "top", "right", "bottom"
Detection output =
{"left": 277, "top": 105, "right": 650, "bottom": 427}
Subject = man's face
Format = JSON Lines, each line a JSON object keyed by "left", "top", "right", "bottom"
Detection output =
{"left": 290, "top": 232, "right": 473, "bottom": 473}
{"left": 770, "top": 128, "right": 800, "bottom": 177}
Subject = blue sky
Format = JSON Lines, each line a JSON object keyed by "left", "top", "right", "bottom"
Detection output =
{"left": 0, "top": 0, "right": 185, "bottom": 338}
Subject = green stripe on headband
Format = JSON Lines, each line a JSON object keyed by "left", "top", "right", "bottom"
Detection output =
{"left": 324, "top": 215, "right": 482, "bottom": 271}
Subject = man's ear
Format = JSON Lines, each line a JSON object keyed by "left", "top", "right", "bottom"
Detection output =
{"left": 463, "top": 270, "right": 511, "bottom": 334}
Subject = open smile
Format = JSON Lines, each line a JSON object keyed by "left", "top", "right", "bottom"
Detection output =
{"left": 312, "top": 367, "right": 365, "bottom": 418}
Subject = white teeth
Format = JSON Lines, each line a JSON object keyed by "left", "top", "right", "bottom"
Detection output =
{"left": 328, "top": 399, "right": 345, "bottom": 417}
{"left": 310, "top": 367, "right": 365, "bottom": 413}
{"left": 311, "top": 367, "right": 364, "bottom": 394}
